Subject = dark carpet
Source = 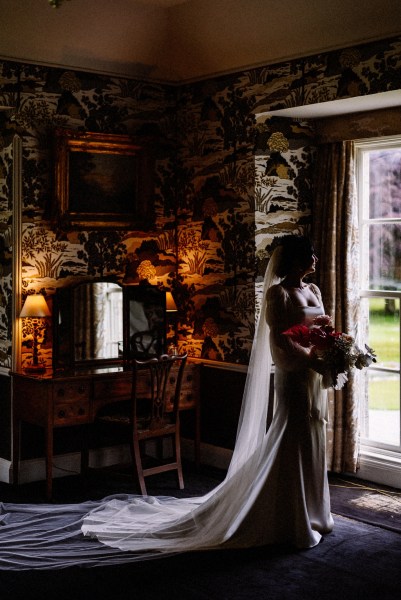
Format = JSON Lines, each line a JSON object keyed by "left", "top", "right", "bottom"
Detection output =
{"left": 1, "top": 466, "right": 401, "bottom": 600}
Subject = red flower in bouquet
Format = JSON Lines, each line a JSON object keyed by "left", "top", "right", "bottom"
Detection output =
{"left": 282, "top": 316, "right": 376, "bottom": 390}
{"left": 281, "top": 324, "right": 311, "bottom": 347}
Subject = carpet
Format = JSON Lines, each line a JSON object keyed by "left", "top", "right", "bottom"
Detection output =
{"left": 0, "top": 514, "right": 400, "bottom": 600}
{"left": 329, "top": 475, "right": 401, "bottom": 533}
{"left": 1, "top": 468, "right": 401, "bottom": 599}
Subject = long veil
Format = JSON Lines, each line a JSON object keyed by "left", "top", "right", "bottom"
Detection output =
{"left": 0, "top": 249, "right": 283, "bottom": 569}
{"left": 79, "top": 247, "right": 283, "bottom": 551}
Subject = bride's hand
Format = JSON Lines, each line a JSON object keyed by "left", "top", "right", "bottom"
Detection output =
{"left": 308, "top": 346, "right": 325, "bottom": 373}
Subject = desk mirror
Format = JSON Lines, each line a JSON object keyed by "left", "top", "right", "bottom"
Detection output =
{"left": 53, "top": 280, "right": 166, "bottom": 369}
{"left": 53, "top": 281, "right": 123, "bottom": 368}
{"left": 123, "top": 282, "right": 166, "bottom": 361}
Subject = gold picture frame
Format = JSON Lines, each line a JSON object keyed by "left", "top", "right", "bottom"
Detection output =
{"left": 53, "top": 129, "right": 154, "bottom": 230}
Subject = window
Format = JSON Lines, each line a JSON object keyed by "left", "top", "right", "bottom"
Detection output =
{"left": 356, "top": 137, "right": 401, "bottom": 478}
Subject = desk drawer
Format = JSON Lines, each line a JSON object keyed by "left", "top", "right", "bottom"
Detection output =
{"left": 53, "top": 380, "right": 91, "bottom": 425}
{"left": 53, "top": 400, "right": 90, "bottom": 425}
{"left": 166, "top": 368, "right": 199, "bottom": 411}
{"left": 53, "top": 380, "right": 91, "bottom": 402}
{"left": 93, "top": 377, "right": 131, "bottom": 401}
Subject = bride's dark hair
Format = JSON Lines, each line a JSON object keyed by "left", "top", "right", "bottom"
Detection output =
{"left": 274, "top": 234, "right": 315, "bottom": 278}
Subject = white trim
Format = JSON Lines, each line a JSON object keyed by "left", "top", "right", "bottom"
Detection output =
{"left": 6, "top": 445, "right": 132, "bottom": 485}
{"left": 355, "top": 137, "right": 401, "bottom": 476}
{"left": 354, "top": 135, "right": 401, "bottom": 149}
{"left": 2, "top": 439, "right": 229, "bottom": 484}
{"left": 182, "top": 439, "right": 232, "bottom": 471}
{"left": 0, "top": 458, "right": 11, "bottom": 483}
{"left": 356, "top": 448, "right": 401, "bottom": 489}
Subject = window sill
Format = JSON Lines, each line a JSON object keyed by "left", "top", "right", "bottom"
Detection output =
{"left": 356, "top": 445, "right": 401, "bottom": 489}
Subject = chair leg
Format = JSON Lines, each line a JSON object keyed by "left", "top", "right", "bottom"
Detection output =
{"left": 175, "top": 430, "right": 184, "bottom": 490}
{"left": 131, "top": 434, "right": 147, "bottom": 495}
{"left": 81, "top": 424, "right": 90, "bottom": 476}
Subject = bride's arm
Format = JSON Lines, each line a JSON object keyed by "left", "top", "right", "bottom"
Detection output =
{"left": 265, "top": 285, "right": 315, "bottom": 368}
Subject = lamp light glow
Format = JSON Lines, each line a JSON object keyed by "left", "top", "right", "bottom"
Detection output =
{"left": 20, "top": 294, "right": 51, "bottom": 318}
{"left": 20, "top": 294, "right": 51, "bottom": 373}
{"left": 165, "top": 291, "right": 177, "bottom": 312}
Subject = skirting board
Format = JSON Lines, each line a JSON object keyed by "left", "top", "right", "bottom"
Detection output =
{"left": 355, "top": 450, "right": 401, "bottom": 490}
{"left": 3, "top": 445, "right": 400, "bottom": 489}
{"left": 0, "top": 439, "right": 233, "bottom": 485}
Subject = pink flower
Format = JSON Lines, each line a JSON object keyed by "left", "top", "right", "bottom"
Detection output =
{"left": 313, "top": 315, "right": 333, "bottom": 327}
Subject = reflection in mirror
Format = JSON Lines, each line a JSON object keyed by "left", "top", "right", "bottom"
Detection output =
{"left": 123, "top": 283, "right": 166, "bottom": 360}
{"left": 73, "top": 282, "right": 123, "bottom": 362}
{"left": 53, "top": 281, "right": 123, "bottom": 369}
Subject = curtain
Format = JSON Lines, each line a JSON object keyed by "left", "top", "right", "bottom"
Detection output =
{"left": 312, "top": 141, "right": 360, "bottom": 473}
{"left": 73, "top": 283, "right": 104, "bottom": 361}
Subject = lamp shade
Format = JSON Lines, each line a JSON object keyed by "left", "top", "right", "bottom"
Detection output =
{"left": 165, "top": 291, "right": 177, "bottom": 312}
{"left": 20, "top": 294, "right": 51, "bottom": 318}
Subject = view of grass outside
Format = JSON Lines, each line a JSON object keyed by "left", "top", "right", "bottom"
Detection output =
{"left": 366, "top": 297, "right": 400, "bottom": 445}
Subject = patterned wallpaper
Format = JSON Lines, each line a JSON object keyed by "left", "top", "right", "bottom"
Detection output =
{"left": 1, "top": 35, "right": 401, "bottom": 370}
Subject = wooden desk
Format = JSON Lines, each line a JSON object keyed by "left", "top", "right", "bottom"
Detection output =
{"left": 12, "top": 362, "right": 200, "bottom": 499}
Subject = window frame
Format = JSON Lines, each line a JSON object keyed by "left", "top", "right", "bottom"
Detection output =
{"left": 355, "top": 136, "right": 401, "bottom": 481}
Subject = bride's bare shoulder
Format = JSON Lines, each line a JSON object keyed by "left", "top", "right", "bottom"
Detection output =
{"left": 308, "top": 282, "right": 322, "bottom": 297}
{"left": 266, "top": 283, "right": 286, "bottom": 298}
{"left": 266, "top": 283, "right": 289, "bottom": 306}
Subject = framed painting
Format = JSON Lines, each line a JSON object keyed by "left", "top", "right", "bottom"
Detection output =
{"left": 53, "top": 129, "right": 155, "bottom": 230}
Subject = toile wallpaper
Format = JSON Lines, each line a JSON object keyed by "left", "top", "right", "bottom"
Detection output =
{"left": 1, "top": 35, "right": 401, "bottom": 371}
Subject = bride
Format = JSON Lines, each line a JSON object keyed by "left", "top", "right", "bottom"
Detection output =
{"left": 0, "top": 235, "right": 333, "bottom": 569}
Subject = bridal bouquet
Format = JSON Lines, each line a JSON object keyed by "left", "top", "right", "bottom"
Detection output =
{"left": 282, "top": 315, "right": 376, "bottom": 390}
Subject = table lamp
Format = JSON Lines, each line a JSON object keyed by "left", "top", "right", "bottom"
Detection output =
{"left": 20, "top": 294, "right": 51, "bottom": 373}
{"left": 165, "top": 291, "right": 178, "bottom": 354}
{"left": 165, "top": 291, "right": 177, "bottom": 313}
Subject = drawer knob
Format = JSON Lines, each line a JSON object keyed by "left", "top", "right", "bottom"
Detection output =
{"left": 57, "top": 388, "right": 65, "bottom": 397}
{"left": 58, "top": 410, "right": 66, "bottom": 418}
{"left": 78, "top": 407, "right": 85, "bottom": 416}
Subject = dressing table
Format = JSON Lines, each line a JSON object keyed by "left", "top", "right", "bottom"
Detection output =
{"left": 12, "top": 361, "right": 200, "bottom": 499}
{"left": 13, "top": 280, "right": 200, "bottom": 499}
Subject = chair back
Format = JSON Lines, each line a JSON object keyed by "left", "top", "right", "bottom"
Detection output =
{"left": 130, "top": 328, "right": 163, "bottom": 359}
{"left": 132, "top": 353, "right": 187, "bottom": 430}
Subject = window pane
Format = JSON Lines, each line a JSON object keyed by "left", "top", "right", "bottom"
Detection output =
{"left": 369, "top": 223, "right": 401, "bottom": 290}
{"left": 364, "top": 371, "right": 400, "bottom": 446}
{"left": 368, "top": 297, "right": 400, "bottom": 370}
{"left": 369, "top": 149, "right": 401, "bottom": 219}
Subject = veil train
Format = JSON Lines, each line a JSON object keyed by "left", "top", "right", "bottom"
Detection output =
{"left": 0, "top": 248, "right": 289, "bottom": 569}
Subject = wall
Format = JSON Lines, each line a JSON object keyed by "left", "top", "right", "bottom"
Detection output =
{"left": 1, "top": 34, "right": 401, "bottom": 464}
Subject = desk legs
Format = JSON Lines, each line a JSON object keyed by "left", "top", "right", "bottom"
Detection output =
{"left": 12, "top": 416, "right": 20, "bottom": 487}
{"left": 12, "top": 419, "right": 54, "bottom": 500}
{"left": 45, "top": 424, "right": 54, "bottom": 500}
{"left": 195, "top": 402, "right": 201, "bottom": 469}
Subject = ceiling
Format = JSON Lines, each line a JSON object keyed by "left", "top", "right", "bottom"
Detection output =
{"left": 1, "top": 0, "right": 401, "bottom": 84}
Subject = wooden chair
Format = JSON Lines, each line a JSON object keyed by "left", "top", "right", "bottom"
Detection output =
{"left": 97, "top": 353, "right": 187, "bottom": 495}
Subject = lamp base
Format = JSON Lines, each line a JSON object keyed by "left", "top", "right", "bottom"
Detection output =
{"left": 24, "top": 363, "right": 46, "bottom": 374}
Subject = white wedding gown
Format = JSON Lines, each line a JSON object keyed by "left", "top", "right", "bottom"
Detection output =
{"left": 80, "top": 282, "right": 333, "bottom": 553}
{"left": 0, "top": 250, "right": 333, "bottom": 569}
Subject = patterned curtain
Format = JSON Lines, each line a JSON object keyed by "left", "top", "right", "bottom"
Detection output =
{"left": 73, "top": 284, "right": 104, "bottom": 361}
{"left": 312, "top": 141, "right": 360, "bottom": 473}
